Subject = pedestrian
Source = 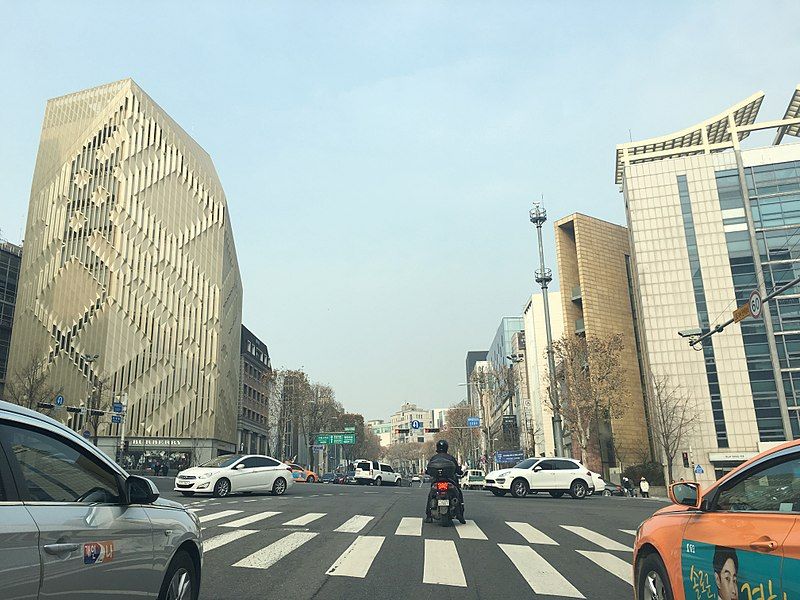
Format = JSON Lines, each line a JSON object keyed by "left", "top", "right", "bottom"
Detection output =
{"left": 640, "top": 476, "right": 650, "bottom": 498}
{"left": 622, "top": 476, "right": 634, "bottom": 497}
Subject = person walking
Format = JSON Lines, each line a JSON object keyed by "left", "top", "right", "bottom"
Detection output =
{"left": 622, "top": 476, "right": 633, "bottom": 497}
{"left": 639, "top": 476, "right": 650, "bottom": 498}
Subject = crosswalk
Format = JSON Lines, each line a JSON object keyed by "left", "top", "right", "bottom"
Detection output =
{"left": 194, "top": 506, "right": 636, "bottom": 596}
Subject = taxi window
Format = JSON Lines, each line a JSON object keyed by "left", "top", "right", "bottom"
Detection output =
{"left": 716, "top": 454, "right": 800, "bottom": 512}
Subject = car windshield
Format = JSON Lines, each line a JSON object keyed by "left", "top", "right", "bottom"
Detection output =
{"left": 513, "top": 458, "right": 537, "bottom": 469}
{"left": 200, "top": 455, "right": 243, "bottom": 468}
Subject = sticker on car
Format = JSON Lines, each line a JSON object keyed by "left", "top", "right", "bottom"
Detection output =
{"left": 84, "top": 541, "right": 114, "bottom": 564}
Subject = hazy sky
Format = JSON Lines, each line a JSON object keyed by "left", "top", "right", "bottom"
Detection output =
{"left": 2, "top": 1, "right": 800, "bottom": 420}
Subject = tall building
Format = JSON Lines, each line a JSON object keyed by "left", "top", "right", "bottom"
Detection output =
{"left": 617, "top": 87, "right": 800, "bottom": 483}
{"left": 465, "top": 350, "right": 488, "bottom": 409}
{"left": 554, "top": 213, "right": 650, "bottom": 476}
{"left": 8, "top": 79, "right": 243, "bottom": 464}
{"left": 485, "top": 316, "right": 524, "bottom": 446}
{"left": 239, "top": 325, "right": 272, "bottom": 455}
{"left": 521, "top": 291, "right": 564, "bottom": 457}
{"left": 0, "top": 241, "right": 22, "bottom": 400}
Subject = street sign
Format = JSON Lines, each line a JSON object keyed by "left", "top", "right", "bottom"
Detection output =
{"left": 411, "top": 420, "right": 422, "bottom": 430}
{"left": 112, "top": 402, "right": 123, "bottom": 413}
{"left": 749, "top": 290, "right": 763, "bottom": 319}
{"left": 733, "top": 303, "right": 750, "bottom": 323}
{"left": 111, "top": 415, "right": 122, "bottom": 424}
{"left": 55, "top": 395, "right": 65, "bottom": 406}
{"left": 495, "top": 450, "right": 524, "bottom": 464}
{"left": 467, "top": 417, "right": 480, "bottom": 428}
{"left": 82, "top": 430, "right": 91, "bottom": 439}
{"left": 694, "top": 464, "right": 704, "bottom": 475}
{"left": 315, "top": 433, "right": 357, "bottom": 445}
{"left": 312, "top": 445, "right": 324, "bottom": 452}
{"left": 344, "top": 426, "right": 355, "bottom": 433}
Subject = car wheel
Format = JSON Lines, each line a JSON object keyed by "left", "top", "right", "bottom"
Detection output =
{"left": 570, "top": 479, "right": 588, "bottom": 499}
{"left": 491, "top": 489, "right": 507, "bottom": 497}
{"left": 374, "top": 477, "right": 382, "bottom": 486}
{"left": 395, "top": 478, "right": 402, "bottom": 486}
{"left": 306, "top": 475, "right": 315, "bottom": 483}
{"left": 213, "top": 478, "right": 231, "bottom": 498}
{"left": 603, "top": 489, "right": 612, "bottom": 497}
{"left": 272, "top": 477, "right": 287, "bottom": 496}
{"left": 180, "top": 492, "right": 195, "bottom": 497}
{"left": 549, "top": 491, "right": 564, "bottom": 498}
{"left": 637, "top": 552, "right": 674, "bottom": 600}
{"left": 511, "top": 478, "right": 529, "bottom": 498}
{"left": 158, "top": 550, "right": 198, "bottom": 600}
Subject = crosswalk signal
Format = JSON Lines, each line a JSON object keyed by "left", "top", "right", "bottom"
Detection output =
{"left": 682, "top": 451, "right": 690, "bottom": 468}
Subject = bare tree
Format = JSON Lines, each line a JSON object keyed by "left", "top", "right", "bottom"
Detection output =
{"left": 442, "top": 405, "right": 481, "bottom": 463}
{"left": 647, "top": 372, "right": 697, "bottom": 484}
{"left": 4, "top": 350, "right": 61, "bottom": 411}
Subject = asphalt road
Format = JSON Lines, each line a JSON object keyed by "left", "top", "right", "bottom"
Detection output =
{"left": 152, "top": 478, "right": 664, "bottom": 600}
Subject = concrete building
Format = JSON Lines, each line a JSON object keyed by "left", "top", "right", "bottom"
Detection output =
{"left": 521, "top": 291, "right": 564, "bottom": 457}
{"left": 390, "top": 402, "right": 433, "bottom": 444}
{"left": 617, "top": 87, "right": 800, "bottom": 483}
{"left": 238, "top": 325, "right": 272, "bottom": 455}
{"left": 554, "top": 213, "right": 650, "bottom": 476}
{"left": 8, "top": 79, "right": 243, "bottom": 464}
{"left": 0, "top": 241, "right": 22, "bottom": 400}
{"left": 366, "top": 419, "right": 392, "bottom": 447}
{"left": 486, "top": 316, "right": 524, "bottom": 446}
{"left": 465, "top": 350, "right": 488, "bottom": 409}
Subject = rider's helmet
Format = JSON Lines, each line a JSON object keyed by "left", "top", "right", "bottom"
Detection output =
{"left": 436, "top": 439, "right": 449, "bottom": 453}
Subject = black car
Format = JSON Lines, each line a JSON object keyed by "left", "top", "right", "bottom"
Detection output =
{"left": 602, "top": 483, "right": 627, "bottom": 496}
{"left": 321, "top": 472, "right": 336, "bottom": 484}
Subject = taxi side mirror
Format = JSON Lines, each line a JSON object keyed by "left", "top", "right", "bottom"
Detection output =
{"left": 669, "top": 482, "right": 701, "bottom": 509}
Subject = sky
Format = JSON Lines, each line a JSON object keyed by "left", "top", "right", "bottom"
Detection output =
{"left": 2, "top": 1, "right": 800, "bottom": 421}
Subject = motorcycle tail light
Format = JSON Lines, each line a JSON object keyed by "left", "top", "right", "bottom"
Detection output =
{"left": 435, "top": 482, "right": 449, "bottom": 492}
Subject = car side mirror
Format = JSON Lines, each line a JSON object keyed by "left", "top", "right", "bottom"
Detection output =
{"left": 235, "top": 463, "right": 245, "bottom": 470}
{"left": 533, "top": 466, "right": 542, "bottom": 472}
{"left": 669, "top": 482, "right": 702, "bottom": 509}
{"left": 126, "top": 475, "right": 159, "bottom": 505}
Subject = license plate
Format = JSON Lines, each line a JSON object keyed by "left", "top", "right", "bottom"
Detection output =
{"left": 437, "top": 499, "right": 449, "bottom": 506}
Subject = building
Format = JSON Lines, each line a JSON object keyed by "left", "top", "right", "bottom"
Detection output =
{"left": 366, "top": 419, "right": 392, "bottom": 447}
{"left": 238, "top": 325, "right": 272, "bottom": 455}
{"left": 521, "top": 291, "right": 564, "bottom": 457}
{"left": 0, "top": 241, "right": 22, "bottom": 400}
{"left": 7, "top": 79, "right": 243, "bottom": 465}
{"left": 465, "top": 350, "right": 488, "bottom": 409}
{"left": 554, "top": 213, "right": 650, "bottom": 476}
{"left": 485, "top": 316, "right": 524, "bottom": 446}
{"left": 390, "top": 402, "right": 433, "bottom": 444}
{"left": 616, "top": 86, "right": 800, "bottom": 483}
{"left": 431, "top": 407, "right": 449, "bottom": 431}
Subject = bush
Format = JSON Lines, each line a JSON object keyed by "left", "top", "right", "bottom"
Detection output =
{"left": 623, "top": 461, "right": 665, "bottom": 486}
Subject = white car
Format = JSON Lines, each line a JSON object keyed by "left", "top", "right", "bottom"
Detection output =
{"left": 460, "top": 469, "right": 486, "bottom": 490}
{"left": 588, "top": 471, "right": 606, "bottom": 495}
{"left": 485, "top": 457, "right": 594, "bottom": 499}
{"left": 174, "top": 454, "right": 293, "bottom": 497}
{"left": 353, "top": 459, "right": 402, "bottom": 486}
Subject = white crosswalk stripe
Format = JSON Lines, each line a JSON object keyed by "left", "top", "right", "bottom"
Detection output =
{"left": 233, "top": 532, "right": 318, "bottom": 569}
{"left": 499, "top": 544, "right": 584, "bottom": 598}
{"left": 284, "top": 512, "right": 326, "bottom": 526}
{"left": 619, "top": 529, "right": 636, "bottom": 536}
{"left": 423, "top": 539, "right": 466, "bottom": 587}
{"left": 334, "top": 515, "right": 374, "bottom": 533}
{"left": 204, "top": 529, "right": 258, "bottom": 551}
{"left": 187, "top": 508, "right": 202, "bottom": 513}
{"left": 199, "top": 510, "right": 243, "bottom": 523}
{"left": 506, "top": 522, "right": 558, "bottom": 545}
{"left": 561, "top": 526, "right": 632, "bottom": 551}
{"left": 455, "top": 520, "right": 487, "bottom": 540}
{"left": 395, "top": 517, "right": 422, "bottom": 536}
{"left": 577, "top": 551, "right": 633, "bottom": 584}
{"left": 326, "top": 535, "right": 385, "bottom": 578}
{"left": 220, "top": 511, "right": 281, "bottom": 528}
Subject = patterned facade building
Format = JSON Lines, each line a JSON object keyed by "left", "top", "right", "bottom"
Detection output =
{"left": 8, "top": 79, "right": 242, "bottom": 462}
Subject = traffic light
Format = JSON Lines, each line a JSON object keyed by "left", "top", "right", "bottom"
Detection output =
{"left": 682, "top": 451, "right": 690, "bottom": 468}
{"left": 395, "top": 428, "right": 410, "bottom": 434}
{"left": 123, "top": 440, "right": 130, "bottom": 452}
{"left": 424, "top": 428, "right": 440, "bottom": 433}
{"left": 89, "top": 409, "right": 105, "bottom": 417}
{"left": 66, "top": 406, "right": 83, "bottom": 414}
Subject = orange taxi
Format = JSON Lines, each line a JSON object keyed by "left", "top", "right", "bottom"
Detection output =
{"left": 633, "top": 439, "right": 800, "bottom": 599}
{"left": 288, "top": 463, "right": 319, "bottom": 483}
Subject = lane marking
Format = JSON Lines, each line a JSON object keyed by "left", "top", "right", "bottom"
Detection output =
{"left": 326, "top": 535, "right": 385, "bottom": 578}
{"left": 323, "top": 493, "right": 334, "bottom": 496}
{"left": 199, "top": 510, "right": 243, "bottom": 523}
{"left": 455, "top": 520, "right": 487, "bottom": 540}
{"left": 561, "top": 526, "right": 632, "bottom": 551}
{"left": 499, "top": 544, "right": 584, "bottom": 598}
{"left": 619, "top": 529, "right": 636, "bottom": 536}
{"left": 187, "top": 508, "right": 202, "bottom": 513}
{"left": 233, "top": 532, "right": 318, "bottom": 569}
{"left": 423, "top": 539, "right": 466, "bottom": 587}
{"left": 364, "top": 491, "right": 378, "bottom": 494}
{"left": 395, "top": 517, "right": 422, "bottom": 537}
{"left": 204, "top": 529, "right": 258, "bottom": 551}
{"left": 577, "top": 550, "right": 632, "bottom": 584}
{"left": 506, "top": 522, "right": 558, "bottom": 545}
{"left": 221, "top": 511, "right": 281, "bottom": 528}
{"left": 334, "top": 515, "right": 374, "bottom": 533}
{"left": 283, "top": 512, "right": 326, "bottom": 526}
{"left": 243, "top": 499, "right": 259, "bottom": 503}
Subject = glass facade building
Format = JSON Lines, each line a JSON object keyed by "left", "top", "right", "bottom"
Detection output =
{"left": 0, "top": 241, "right": 22, "bottom": 400}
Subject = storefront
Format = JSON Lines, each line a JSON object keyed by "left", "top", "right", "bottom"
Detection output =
{"left": 98, "top": 436, "right": 236, "bottom": 475}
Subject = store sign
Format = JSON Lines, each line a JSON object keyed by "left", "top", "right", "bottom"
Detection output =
{"left": 708, "top": 451, "right": 757, "bottom": 463}
{"left": 127, "top": 438, "right": 193, "bottom": 448}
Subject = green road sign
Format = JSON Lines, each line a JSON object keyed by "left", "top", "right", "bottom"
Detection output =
{"left": 315, "top": 432, "right": 356, "bottom": 445}
{"left": 344, "top": 426, "right": 356, "bottom": 433}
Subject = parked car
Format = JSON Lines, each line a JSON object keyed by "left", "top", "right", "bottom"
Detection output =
{"left": 587, "top": 471, "right": 606, "bottom": 495}
{"left": 0, "top": 399, "right": 203, "bottom": 600}
{"left": 485, "top": 457, "right": 594, "bottom": 499}
{"left": 344, "top": 470, "right": 356, "bottom": 484}
{"left": 460, "top": 469, "right": 486, "bottom": 490}
{"left": 353, "top": 459, "right": 402, "bottom": 486}
{"left": 633, "top": 439, "right": 800, "bottom": 600}
{"left": 411, "top": 475, "right": 421, "bottom": 483}
{"left": 288, "top": 464, "right": 318, "bottom": 482}
{"left": 601, "top": 482, "right": 627, "bottom": 496}
{"left": 175, "top": 454, "right": 293, "bottom": 497}
{"left": 321, "top": 472, "right": 336, "bottom": 484}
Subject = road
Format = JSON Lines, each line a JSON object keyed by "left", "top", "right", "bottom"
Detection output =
{"left": 152, "top": 478, "right": 662, "bottom": 599}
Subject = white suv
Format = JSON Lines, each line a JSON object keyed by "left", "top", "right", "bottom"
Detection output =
{"left": 354, "top": 460, "right": 402, "bottom": 486}
{"left": 485, "top": 457, "right": 594, "bottom": 499}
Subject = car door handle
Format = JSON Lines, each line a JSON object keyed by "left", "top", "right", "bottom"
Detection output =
{"left": 44, "top": 543, "right": 80, "bottom": 555}
{"left": 749, "top": 539, "right": 778, "bottom": 552}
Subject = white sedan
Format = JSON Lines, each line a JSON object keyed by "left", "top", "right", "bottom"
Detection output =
{"left": 174, "top": 454, "right": 294, "bottom": 497}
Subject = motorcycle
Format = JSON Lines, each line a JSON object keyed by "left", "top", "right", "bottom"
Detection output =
{"left": 425, "top": 458, "right": 463, "bottom": 527}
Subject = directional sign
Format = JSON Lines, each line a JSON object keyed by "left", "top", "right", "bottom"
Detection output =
{"left": 749, "top": 290, "right": 763, "bottom": 319}
{"left": 495, "top": 450, "right": 524, "bottom": 464}
{"left": 344, "top": 426, "right": 356, "bottom": 433}
{"left": 312, "top": 445, "right": 324, "bottom": 452}
{"left": 467, "top": 417, "right": 480, "bottom": 428}
{"left": 694, "top": 464, "right": 704, "bottom": 475}
{"left": 411, "top": 420, "right": 422, "bottom": 430}
{"left": 112, "top": 402, "right": 124, "bottom": 413}
{"left": 315, "top": 433, "right": 357, "bottom": 445}
{"left": 55, "top": 395, "right": 65, "bottom": 406}
{"left": 111, "top": 415, "right": 122, "bottom": 424}
{"left": 82, "top": 430, "right": 92, "bottom": 439}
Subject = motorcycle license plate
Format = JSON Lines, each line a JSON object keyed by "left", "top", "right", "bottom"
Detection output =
{"left": 438, "top": 499, "right": 449, "bottom": 506}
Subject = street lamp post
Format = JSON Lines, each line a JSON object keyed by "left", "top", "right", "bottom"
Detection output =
{"left": 83, "top": 354, "right": 99, "bottom": 443}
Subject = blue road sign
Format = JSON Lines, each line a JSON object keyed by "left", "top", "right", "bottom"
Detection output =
{"left": 55, "top": 395, "right": 64, "bottom": 406}
{"left": 112, "top": 402, "right": 123, "bottom": 413}
{"left": 111, "top": 415, "right": 122, "bottom": 424}
{"left": 82, "top": 430, "right": 92, "bottom": 439}
{"left": 467, "top": 417, "right": 480, "bottom": 428}
{"left": 694, "top": 464, "right": 704, "bottom": 475}
{"left": 411, "top": 419, "right": 422, "bottom": 430}
{"left": 495, "top": 450, "right": 524, "bottom": 464}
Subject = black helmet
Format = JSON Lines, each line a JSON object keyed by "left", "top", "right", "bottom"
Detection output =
{"left": 436, "top": 440, "right": 449, "bottom": 453}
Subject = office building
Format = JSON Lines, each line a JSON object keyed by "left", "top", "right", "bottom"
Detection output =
{"left": 0, "top": 241, "right": 22, "bottom": 400}
{"left": 390, "top": 402, "right": 433, "bottom": 444}
{"left": 366, "top": 419, "right": 393, "bottom": 447}
{"left": 485, "top": 316, "right": 524, "bottom": 445}
{"left": 465, "top": 350, "right": 488, "bottom": 409}
{"left": 8, "top": 79, "right": 243, "bottom": 464}
{"left": 238, "top": 325, "right": 272, "bottom": 454}
{"left": 617, "top": 87, "right": 800, "bottom": 482}
{"left": 554, "top": 213, "right": 650, "bottom": 476}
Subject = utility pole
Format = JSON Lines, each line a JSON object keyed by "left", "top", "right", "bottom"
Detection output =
{"left": 529, "top": 202, "right": 564, "bottom": 457}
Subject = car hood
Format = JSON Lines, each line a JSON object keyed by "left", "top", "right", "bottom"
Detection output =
{"left": 486, "top": 469, "right": 521, "bottom": 478}
{"left": 177, "top": 467, "right": 222, "bottom": 478}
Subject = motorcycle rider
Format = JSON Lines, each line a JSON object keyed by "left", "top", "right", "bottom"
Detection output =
{"left": 425, "top": 439, "right": 466, "bottom": 524}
